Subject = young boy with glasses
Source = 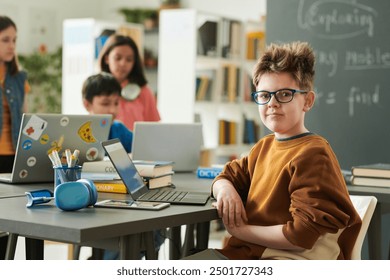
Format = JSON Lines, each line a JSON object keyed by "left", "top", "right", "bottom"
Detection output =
{"left": 187, "top": 41, "right": 361, "bottom": 260}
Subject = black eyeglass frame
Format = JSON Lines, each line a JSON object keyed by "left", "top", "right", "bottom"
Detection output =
{"left": 251, "top": 88, "right": 307, "bottom": 105}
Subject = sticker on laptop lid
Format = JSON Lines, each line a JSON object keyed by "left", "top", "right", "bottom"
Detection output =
{"left": 78, "top": 121, "right": 97, "bottom": 143}
{"left": 22, "top": 115, "right": 48, "bottom": 140}
{"left": 39, "top": 134, "right": 49, "bottom": 145}
{"left": 22, "top": 139, "right": 33, "bottom": 150}
{"left": 47, "top": 135, "right": 64, "bottom": 155}
{"left": 100, "top": 118, "right": 110, "bottom": 127}
{"left": 27, "top": 156, "right": 37, "bottom": 167}
{"left": 19, "top": 169, "right": 28, "bottom": 179}
{"left": 86, "top": 147, "right": 99, "bottom": 161}
{"left": 60, "top": 116, "right": 70, "bottom": 127}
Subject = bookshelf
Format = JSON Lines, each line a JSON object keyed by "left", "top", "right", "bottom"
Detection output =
{"left": 62, "top": 18, "right": 144, "bottom": 114}
{"left": 158, "top": 9, "right": 265, "bottom": 164}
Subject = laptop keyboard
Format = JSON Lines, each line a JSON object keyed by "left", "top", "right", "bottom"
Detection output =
{"left": 140, "top": 189, "right": 188, "bottom": 202}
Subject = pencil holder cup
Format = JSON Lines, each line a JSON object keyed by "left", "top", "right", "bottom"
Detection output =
{"left": 54, "top": 165, "right": 82, "bottom": 188}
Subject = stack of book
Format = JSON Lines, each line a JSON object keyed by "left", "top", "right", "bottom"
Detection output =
{"left": 351, "top": 163, "right": 390, "bottom": 187}
{"left": 81, "top": 159, "right": 174, "bottom": 193}
{"left": 135, "top": 160, "right": 174, "bottom": 189}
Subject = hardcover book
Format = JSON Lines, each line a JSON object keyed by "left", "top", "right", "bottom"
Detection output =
{"left": 144, "top": 173, "right": 174, "bottom": 189}
{"left": 82, "top": 159, "right": 173, "bottom": 178}
{"left": 133, "top": 160, "right": 174, "bottom": 178}
{"left": 94, "top": 180, "right": 128, "bottom": 194}
{"left": 351, "top": 163, "right": 390, "bottom": 178}
{"left": 196, "top": 166, "right": 223, "bottom": 179}
{"left": 351, "top": 176, "right": 390, "bottom": 188}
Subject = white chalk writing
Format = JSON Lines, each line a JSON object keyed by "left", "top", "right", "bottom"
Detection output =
{"left": 298, "top": 0, "right": 377, "bottom": 39}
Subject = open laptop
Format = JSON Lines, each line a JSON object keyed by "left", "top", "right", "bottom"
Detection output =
{"left": 0, "top": 113, "right": 112, "bottom": 183}
{"left": 131, "top": 122, "right": 203, "bottom": 172}
{"left": 102, "top": 138, "right": 210, "bottom": 205}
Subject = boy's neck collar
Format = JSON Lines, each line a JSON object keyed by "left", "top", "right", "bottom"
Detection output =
{"left": 275, "top": 132, "right": 313, "bottom": 141}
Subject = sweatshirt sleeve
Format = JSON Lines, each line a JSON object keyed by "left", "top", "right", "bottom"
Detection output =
{"left": 212, "top": 156, "right": 252, "bottom": 202}
{"left": 282, "top": 144, "right": 360, "bottom": 249}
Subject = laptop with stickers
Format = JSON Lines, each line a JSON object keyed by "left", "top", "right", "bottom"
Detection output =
{"left": 0, "top": 113, "right": 112, "bottom": 183}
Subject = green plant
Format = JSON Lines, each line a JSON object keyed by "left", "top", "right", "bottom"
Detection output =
{"left": 118, "top": 8, "right": 158, "bottom": 24}
{"left": 18, "top": 47, "right": 62, "bottom": 113}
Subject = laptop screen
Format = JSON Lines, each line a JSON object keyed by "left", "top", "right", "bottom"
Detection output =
{"left": 102, "top": 139, "right": 147, "bottom": 198}
{"left": 131, "top": 122, "right": 203, "bottom": 172}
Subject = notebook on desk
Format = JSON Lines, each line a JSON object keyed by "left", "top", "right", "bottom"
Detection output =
{"left": 102, "top": 138, "right": 210, "bottom": 205}
{"left": 0, "top": 113, "right": 112, "bottom": 183}
{"left": 131, "top": 122, "right": 203, "bottom": 172}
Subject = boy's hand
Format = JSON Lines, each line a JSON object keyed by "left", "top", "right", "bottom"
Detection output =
{"left": 212, "top": 180, "right": 248, "bottom": 228}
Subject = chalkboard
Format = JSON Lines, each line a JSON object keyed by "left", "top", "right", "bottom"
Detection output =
{"left": 266, "top": 0, "right": 390, "bottom": 170}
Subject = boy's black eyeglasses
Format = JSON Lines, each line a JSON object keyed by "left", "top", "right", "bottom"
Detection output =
{"left": 251, "top": 89, "right": 307, "bottom": 105}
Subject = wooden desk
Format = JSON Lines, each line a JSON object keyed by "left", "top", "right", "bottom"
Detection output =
{"left": 0, "top": 174, "right": 218, "bottom": 260}
{"left": 347, "top": 185, "right": 390, "bottom": 260}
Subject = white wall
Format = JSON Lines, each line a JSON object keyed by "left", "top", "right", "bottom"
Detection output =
{"left": 0, "top": 0, "right": 103, "bottom": 54}
{"left": 182, "top": 0, "right": 265, "bottom": 21}
{"left": 102, "top": 0, "right": 265, "bottom": 21}
{"left": 1, "top": 0, "right": 266, "bottom": 54}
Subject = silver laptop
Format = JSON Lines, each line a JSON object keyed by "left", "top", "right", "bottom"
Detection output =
{"left": 0, "top": 113, "right": 112, "bottom": 183}
{"left": 131, "top": 122, "right": 203, "bottom": 172}
{"left": 102, "top": 139, "right": 210, "bottom": 205}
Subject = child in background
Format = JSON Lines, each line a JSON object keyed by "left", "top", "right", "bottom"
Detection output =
{"left": 0, "top": 15, "right": 30, "bottom": 260}
{"left": 82, "top": 72, "right": 132, "bottom": 153}
{"left": 98, "top": 34, "right": 160, "bottom": 131}
{"left": 0, "top": 15, "right": 30, "bottom": 172}
{"left": 82, "top": 72, "right": 165, "bottom": 259}
{"left": 186, "top": 41, "right": 361, "bottom": 260}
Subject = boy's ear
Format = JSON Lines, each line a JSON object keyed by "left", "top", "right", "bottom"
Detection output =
{"left": 82, "top": 98, "right": 91, "bottom": 112}
{"left": 303, "top": 91, "right": 315, "bottom": 112}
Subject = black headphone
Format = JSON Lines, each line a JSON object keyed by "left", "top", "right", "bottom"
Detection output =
{"left": 25, "top": 179, "right": 98, "bottom": 211}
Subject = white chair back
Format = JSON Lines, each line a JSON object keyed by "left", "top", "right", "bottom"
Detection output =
{"left": 349, "top": 195, "right": 377, "bottom": 260}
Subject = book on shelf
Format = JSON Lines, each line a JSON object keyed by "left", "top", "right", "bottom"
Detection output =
{"left": 229, "top": 20, "right": 242, "bottom": 59}
{"left": 94, "top": 180, "right": 128, "bottom": 194}
{"left": 243, "top": 116, "right": 259, "bottom": 144}
{"left": 220, "top": 19, "right": 242, "bottom": 59}
{"left": 197, "top": 20, "right": 218, "bottom": 57}
{"left": 218, "top": 119, "right": 237, "bottom": 145}
{"left": 351, "top": 163, "right": 390, "bottom": 179}
{"left": 195, "top": 76, "right": 212, "bottom": 101}
{"left": 82, "top": 159, "right": 174, "bottom": 178}
{"left": 222, "top": 64, "right": 240, "bottom": 102}
{"left": 144, "top": 173, "right": 174, "bottom": 189}
{"left": 350, "top": 176, "right": 390, "bottom": 188}
{"left": 246, "top": 31, "right": 265, "bottom": 60}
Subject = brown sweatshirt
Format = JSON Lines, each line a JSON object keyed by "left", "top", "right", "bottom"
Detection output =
{"left": 215, "top": 133, "right": 362, "bottom": 259}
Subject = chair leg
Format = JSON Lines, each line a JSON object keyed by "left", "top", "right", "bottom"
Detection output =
{"left": 72, "top": 245, "right": 81, "bottom": 260}
{"left": 25, "top": 238, "right": 44, "bottom": 260}
{"left": 5, "top": 233, "right": 18, "bottom": 260}
{"left": 181, "top": 224, "right": 195, "bottom": 258}
{"left": 89, "top": 248, "right": 104, "bottom": 260}
{"left": 0, "top": 233, "right": 9, "bottom": 259}
{"left": 143, "top": 231, "right": 157, "bottom": 260}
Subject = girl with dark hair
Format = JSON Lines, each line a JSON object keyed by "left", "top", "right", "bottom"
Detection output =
{"left": 98, "top": 34, "right": 160, "bottom": 131}
{"left": 0, "top": 15, "right": 30, "bottom": 260}
{"left": 0, "top": 15, "right": 29, "bottom": 173}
